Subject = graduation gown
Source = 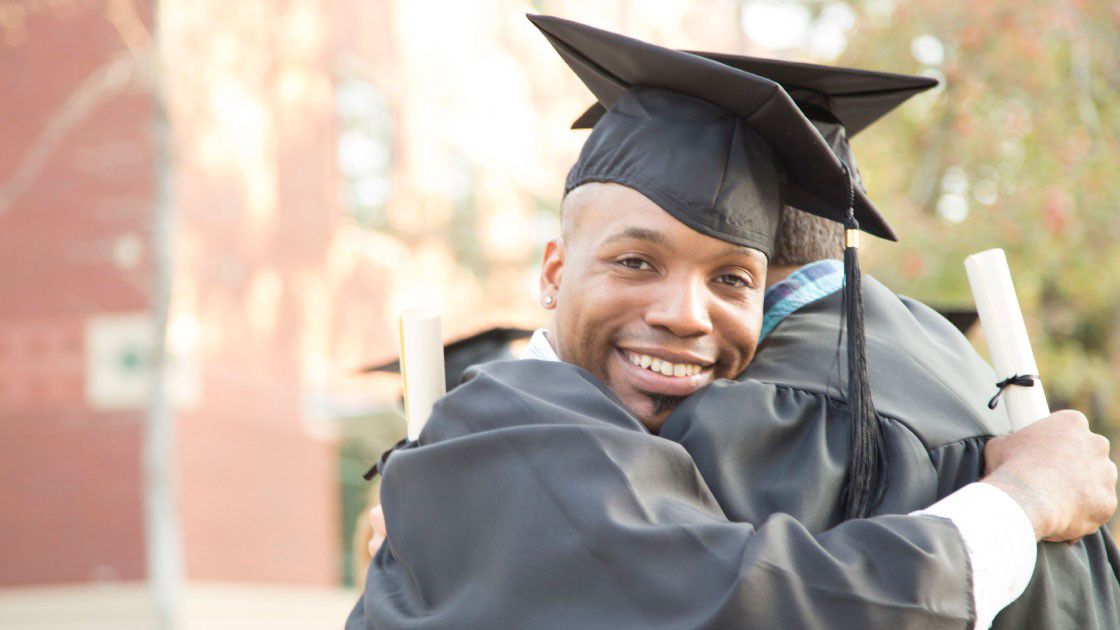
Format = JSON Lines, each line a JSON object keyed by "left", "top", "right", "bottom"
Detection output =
{"left": 347, "top": 359, "right": 975, "bottom": 629}
{"left": 659, "top": 276, "right": 1120, "bottom": 628}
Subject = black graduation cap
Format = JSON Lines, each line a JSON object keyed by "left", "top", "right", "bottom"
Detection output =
{"left": 362, "top": 327, "right": 533, "bottom": 392}
{"left": 530, "top": 14, "right": 889, "bottom": 519}
{"left": 572, "top": 53, "right": 938, "bottom": 135}
{"left": 571, "top": 53, "right": 938, "bottom": 211}
{"left": 935, "top": 308, "right": 981, "bottom": 336}
{"left": 529, "top": 13, "right": 897, "bottom": 250}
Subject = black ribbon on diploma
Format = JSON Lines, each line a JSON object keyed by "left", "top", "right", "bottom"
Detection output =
{"left": 363, "top": 437, "right": 417, "bottom": 481}
{"left": 988, "top": 374, "right": 1040, "bottom": 410}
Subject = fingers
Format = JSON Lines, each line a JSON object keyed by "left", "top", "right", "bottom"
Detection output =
{"left": 369, "top": 504, "right": 386, "bottom": 535}
{"left": 1050, "top": 409, "right": 1089, "bottom": 431}
{"left": 369, "top": 532, "right": 386, "bottom": 557}
{"left": 1064, "top": 409, "right": 1090, "bottom": 431}
{"left": 1091, "top": 433, "right": 1111, "bottom": 456}
{"left": 368, "top": 504, "right": 388, "bottom": 557}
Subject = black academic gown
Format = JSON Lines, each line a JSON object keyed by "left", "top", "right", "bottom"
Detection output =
{"left": 659, "top": 276, "right": 1120, "bottom": 628}
{"left": 347, "top": 359, "right": 975, "bottom": 629}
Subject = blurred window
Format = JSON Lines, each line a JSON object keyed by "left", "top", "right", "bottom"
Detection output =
{"left": 335, "top": 78, "right": 393, "bottom": 227}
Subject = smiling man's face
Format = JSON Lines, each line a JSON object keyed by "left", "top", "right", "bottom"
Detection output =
{"left": 540, "top": 182, "right": 768, "bottom": 432}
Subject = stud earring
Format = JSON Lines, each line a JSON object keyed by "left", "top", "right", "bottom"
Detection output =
{"left": 542, "top": 294, "right": 555, "bottom": 307}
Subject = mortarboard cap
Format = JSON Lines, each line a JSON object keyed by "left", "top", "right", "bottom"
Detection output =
{"left": 362, "top": 327, "right": 533, "bottom": 393}
{"left": 527, "top": 13, "right": 896, "bottom": 256}
{"left": 571, "top": 52, "right": 937, "bottom": 228}
{"left": 934, "top": 307, "right": 981, "bottom": 336}
{"left": 572, "top": 53, "right": 938, "bottom": 136}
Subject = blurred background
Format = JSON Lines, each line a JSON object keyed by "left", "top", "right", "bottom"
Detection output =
{"left": 1, "top": 0, "right": 1117, "bottom": 628}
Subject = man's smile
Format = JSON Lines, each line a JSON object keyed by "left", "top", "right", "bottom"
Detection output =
{"left": 624, "top": 350, "right": 707, "bottom": 376}
{"left": 612, "top": 346, "right": 715, "bottom": 397}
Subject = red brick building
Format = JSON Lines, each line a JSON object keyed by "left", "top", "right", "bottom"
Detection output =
{"left": 0, "top": 2, "right": 357, "bottom": 625}
{"left": 0, "top": 1, "right": 751, "bottom": 626}
{"left": 0, "top": 2, "right": 158, "bottom": 588}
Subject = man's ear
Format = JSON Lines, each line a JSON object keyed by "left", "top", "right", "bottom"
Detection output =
{"left": 539, "top": 238, "right": 564, "bottom": 302}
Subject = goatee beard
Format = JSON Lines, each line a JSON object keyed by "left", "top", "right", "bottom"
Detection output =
{"left": 649, "top": 393, "right": 686, "bottom": 415}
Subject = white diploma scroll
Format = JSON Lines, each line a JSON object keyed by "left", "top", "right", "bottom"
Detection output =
{"left": 398, "top": 307, "right": 446, "bottom": 441}
{"left": 964, "top": 248, "right": 1050, "bottom": 431}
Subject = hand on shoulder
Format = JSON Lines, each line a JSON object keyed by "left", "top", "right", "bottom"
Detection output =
{"left": 982, "top": 410, "right": 1117, "bottom": 542}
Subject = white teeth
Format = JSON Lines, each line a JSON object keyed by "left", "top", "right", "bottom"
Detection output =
{"left": 626, "top": 352, "right": 704, "bottom": 378}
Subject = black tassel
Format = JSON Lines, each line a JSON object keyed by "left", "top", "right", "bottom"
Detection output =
{"left": 838, "top": 167, "right": 889, "bottom": 521}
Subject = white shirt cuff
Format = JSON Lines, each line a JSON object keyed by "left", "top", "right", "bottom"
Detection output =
{"left": 912, "top": 482, "right": 1037, "bottom": 629}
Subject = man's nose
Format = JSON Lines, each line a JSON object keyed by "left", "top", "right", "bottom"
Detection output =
{"left": 644, "top": 274, "right": 713, "bottom": 338}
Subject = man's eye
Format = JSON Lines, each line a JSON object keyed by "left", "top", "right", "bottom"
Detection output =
{"left": 618, "top": 257, "right": 654, "bottom": 271}
{"left": 716, "top": 273, "right": 750, "bottom": 289}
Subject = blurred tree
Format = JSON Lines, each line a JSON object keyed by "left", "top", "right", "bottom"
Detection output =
{"left": 834, "top": 0, "right": 1120, "bottom": 438}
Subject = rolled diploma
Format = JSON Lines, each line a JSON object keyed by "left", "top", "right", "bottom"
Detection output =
{"left": 398, "top": 307, "right": 446, "bottom": 441}
{"left": 964, "top": 248, "right": 1050, "bottom": 431}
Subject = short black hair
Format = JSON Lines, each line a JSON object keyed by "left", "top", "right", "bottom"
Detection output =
{"left": 770, "top": 205, "right": 844, "bottom": 266}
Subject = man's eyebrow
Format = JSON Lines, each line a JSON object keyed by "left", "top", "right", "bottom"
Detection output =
{"left": 601, "top": 226, "right": 676, "bottom": 252}
{"left": 715, "top": 243, "right": 758, "bottom": 259}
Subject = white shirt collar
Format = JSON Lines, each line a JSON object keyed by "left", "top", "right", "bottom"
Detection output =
{"left": 521, "top": 328, "right": 560, "bottom": 362}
